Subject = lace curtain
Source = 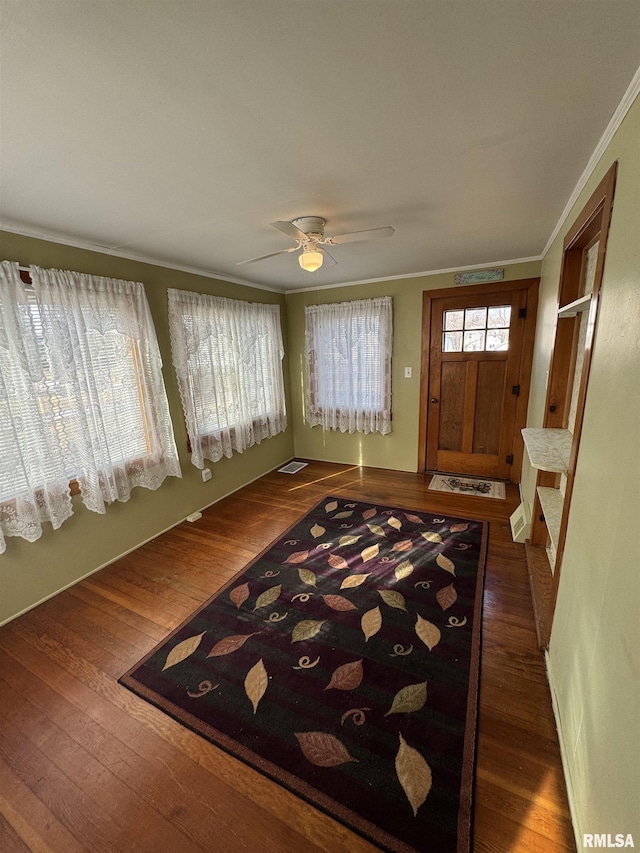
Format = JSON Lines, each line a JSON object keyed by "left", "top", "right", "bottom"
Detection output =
{"left": 168, "top": 288, "right": 287, "bottom": 468}
{"left": 0, "top": 262, "right": 181, "bottom": 553}
{"left": 305, "top": 296, "right": 392, "bottom": 435}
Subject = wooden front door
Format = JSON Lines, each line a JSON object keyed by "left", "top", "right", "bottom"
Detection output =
{"left": 423, "top": 281, "right": 536, "bottom": 480}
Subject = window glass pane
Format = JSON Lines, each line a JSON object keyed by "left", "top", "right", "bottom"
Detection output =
{"left": 442, "top": 331, "right": 463, "bottom": 352}
{"left": 463, "top": 330, "right": 485, "bottom": 351}
{"left": 444, "top": 310, "right": 463, "bottom": 331}
{"left": 487, "top": 306, "right": 511, "bottom": 328}
{"left": 464, "top": 307, "right": 487, "bottom": 329}
{"left": 486, "top": 328, "right": 510, "bottom": 351}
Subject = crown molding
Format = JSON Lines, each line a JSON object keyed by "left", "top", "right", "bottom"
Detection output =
{"left": 285, "top": 256, "right": 543, "bottom": 294}
{"left": 0, "top": 221, "right": 283, "bottom": 294}
{"left": 542, "top": 64, "right": 640, "bottom": 257}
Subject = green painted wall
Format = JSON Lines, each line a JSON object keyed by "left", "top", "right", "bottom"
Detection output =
{"left": 0, "top": 231, "right": 294, "bottom": 624}
{"left": 285, "top": 261, "right": 542, "bottom": 473}
{"left": 523, "top": 95, "right": 640, "bottom": 847}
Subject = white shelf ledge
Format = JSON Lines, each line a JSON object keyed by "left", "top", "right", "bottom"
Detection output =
{"left": 558, "top": 293, "right": 592, "bottom": 318}
{"left": 522, "top": 428, "right": 572, "bottom": 474}
{"left": 538, "top": 486, "right": 563, "bottom": 570}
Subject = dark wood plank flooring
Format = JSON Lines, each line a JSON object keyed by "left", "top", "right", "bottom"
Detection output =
{"left": 0, "top": 462, "right": 576, "bottom": 852}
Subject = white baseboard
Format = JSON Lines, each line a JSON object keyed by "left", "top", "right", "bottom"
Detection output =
{"left": 545, "top": 649, "right": 582, "bottom": 853}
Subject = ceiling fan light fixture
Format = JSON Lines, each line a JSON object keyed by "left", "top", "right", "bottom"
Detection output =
{"left": 299, "top": 247, "right": 324, "bottom": 272}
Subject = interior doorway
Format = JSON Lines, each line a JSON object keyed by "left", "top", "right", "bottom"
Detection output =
{"left": 418, "top": 278, "right": 538, "bottom": 482}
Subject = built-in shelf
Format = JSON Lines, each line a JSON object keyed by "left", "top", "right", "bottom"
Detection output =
{"left": 558, "top": 293, "right": 592, "bottom": 318}
{"left": 522, "top": 428, "right": 572, "bottom": 474}
{"left": 537, "top": 486, "right": 563, "bottom": 569}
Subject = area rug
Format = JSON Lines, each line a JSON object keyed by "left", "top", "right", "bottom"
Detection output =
{"left": 429, "top": 474, "right": 506, "bottom": 500}
{"left": 120, "top": 496, "right": 488, "bottom": 853}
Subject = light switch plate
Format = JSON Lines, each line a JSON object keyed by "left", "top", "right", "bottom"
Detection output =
{"left": 404, "top": 366, "right": 412, "bottom": 378}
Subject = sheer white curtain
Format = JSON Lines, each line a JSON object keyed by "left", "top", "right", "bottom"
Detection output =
{"left": 29, "top": 266, "right": 181, "bottom": 514}
{"left": 0, "top": 261, "right": 180, "bottom": 552}
{"left": 305, "top": 296, "right": 392, "bottom": 435}
{"left": 168, "top": 289, "right": 287, "bottom": 468}
{"left": 0, "top": 262, "right": 74, "bottom": 553}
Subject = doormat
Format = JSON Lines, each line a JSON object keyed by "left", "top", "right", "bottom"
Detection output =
{"left": 120, "top": 496, "right": 488, "bottom": 853}
{"left": 429, "top": 474, "right": 506, "bottom": 500}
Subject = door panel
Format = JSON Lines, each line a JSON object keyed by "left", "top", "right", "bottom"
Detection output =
{"left": 426, "top": 288, "right": 527, "bottom": 479}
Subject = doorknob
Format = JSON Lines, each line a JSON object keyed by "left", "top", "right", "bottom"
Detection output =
{"left": 430, "top": 398, "right": 438, "bottom": 403}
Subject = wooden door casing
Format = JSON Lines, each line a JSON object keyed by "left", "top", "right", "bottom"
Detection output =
{"left": 419, "top": 278, "right": 539, "bottom": 482}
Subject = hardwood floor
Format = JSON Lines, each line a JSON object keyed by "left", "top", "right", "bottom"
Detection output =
{"left": 0, "top": 462, "right": 576, "bottom": 852}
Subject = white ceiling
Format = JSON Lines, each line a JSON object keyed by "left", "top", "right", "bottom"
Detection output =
{"left": 1, "top": 1, "right": 639, "bottom": 292}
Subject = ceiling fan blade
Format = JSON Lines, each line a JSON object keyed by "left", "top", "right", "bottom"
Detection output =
{"left": 236, "top": 246, "right": 298, "bottom": 266}
{"left": 270, "top": 220, "right": 307, "bottom": 241}
{"left": 325, "top": 226, "right": 395, "bottom": 245}
{"left": 321, "top": 248, "right": 337, "bottom": 268}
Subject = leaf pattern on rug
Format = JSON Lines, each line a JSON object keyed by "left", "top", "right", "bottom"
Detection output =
{"left": 162, "top": 632, "right": 206, "bottom": 671}
{"left": 291, "top": 619, "right": 326, "bottom": 643}
{"left": 230, "top": 582, "right": 249, "bottom": 609}
{"left": 253, "top": 584, "right": 282, "bottom": 610}
{"left": 244, "top": 659, "right": 268, "bottom": 714}
{"left": 123, "top": 495, "right": 486, "bottom": 853}
{"left": 385, "top": 682, "right": 427, "bottom": 716}
{"left": 395, "top": 733, "right": 432, "bottom": 816}
{"left": 295, "top": 732, "right": 358, "bottom": 767}
{"left": 207, "top": 633, "right": 257, "bottom": 657}
{"left": 324, "top": 659, "right": 363, "bottom": 691}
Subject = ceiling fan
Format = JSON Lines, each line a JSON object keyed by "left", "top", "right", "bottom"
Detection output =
{"left": 237, "top": 216, "right": 395, "bottom": 272}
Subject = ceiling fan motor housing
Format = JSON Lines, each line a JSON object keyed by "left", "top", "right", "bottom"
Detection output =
{"left": 292, "top": 216, "right": 326, "bottom": 242}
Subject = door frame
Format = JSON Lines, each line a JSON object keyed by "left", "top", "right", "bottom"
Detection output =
{"left": 418, "top": 277, "right": 539, "bottom": 481}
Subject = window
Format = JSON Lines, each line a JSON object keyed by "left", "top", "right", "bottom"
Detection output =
{"left": 305, "top": 296, "right": 392, "bottom": 435}
{"left": 443, "top": 305, "right": 511, "bottom": 352}
{"left": 0, "top": 262, "right": 180, "bottom": 553}
{"left": 168, "top": 289, "right": 287, "bottom": 467}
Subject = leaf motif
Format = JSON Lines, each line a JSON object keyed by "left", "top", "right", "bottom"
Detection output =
{"left": 366, "top": 524, "right": 386, "bottom": 537}
{"left": 324, "top": 659, "right": 363, "bottom": 691}
{"left": 207, "top": 633, "right": 256, "bottom": 657}
{"left": 340, "top": 573, "right": 369, "bottom": 590}
{"left": 436, "top": 553, "right": 456, "bottom": 576}
{"left": 361, "top": 606, "right": 382, "bottom": 642}
{"left": 333, "top": 511, "right": 353, "bottom": 519}
{"left": 385, "top": 681, "right": 427, "bottom": 716}
{"left": 361, "top": 544, "right": 379, "bottom": 562}
{"left": 285, "top": 550, "right": 309, "bottom": 564}
{"left": 328, "top": 554, "right": 349, "bottom": 570}
{"left": 244, "top": 659, "right": 268, "bottom": 714}
{"left": 387, "top": 516, "right": 402, "bottom": 530}
{"left": 405, "top": 513, "right": 424, "bottom": 524}
{"left": 415, "top": 614, "right": 441, "bottom": 651}
{"left": 310, "top": 523, "right": 326, "bottom": 539}
{"left": 395, "top": 560, "right": 414, "bottom": 581}
{"left": 395, "top": 733, "right": 432, "bottom": 815}
{"left": 436, "top": 583, "right": 458, "bottom": 610}
{"left": 298, "top": 568, "right": 317, "bottom": 587}
{"left": 253, "top": 584, "right": 282, "bottom": 611}
{"left": 450, "top": 522, "right": 469, "bottom": 533}
{"left": 291, "top": 619, "right": 326, "bottom": 643}
{"left": 339, "top": 534, "right": 361, "bottom": 546}
{"left": 295, "top": 732, "right": 358, "bottom": 767}
{"left": 392, "top": 539, "right": 413, "bottom": 552}
{"left": 162, "top": 632, "right": 205, "bottom": 671}
{"left": 230, "top": 583, "right": 249, "bottom": 609}
{"left": 322, "top": 594, "right": 357, "bottom": 611}
{"left": 362, "top": 507, "right": 377, "bottom": 520}
{"left": 378, "top": 589, "right": 407, "bottom": 611}
{"left": 325, "top": 500, "right": 338, "bottom": 513}
{"left": 422, "top": 532, "right": 443, "bottom": 543}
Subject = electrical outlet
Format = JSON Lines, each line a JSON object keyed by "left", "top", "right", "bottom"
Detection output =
{"left": 404, "top": 366, "right": 412, "bottom": 378}
{"left": 202, "top": 468, "right": 212, "bottom": 482}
